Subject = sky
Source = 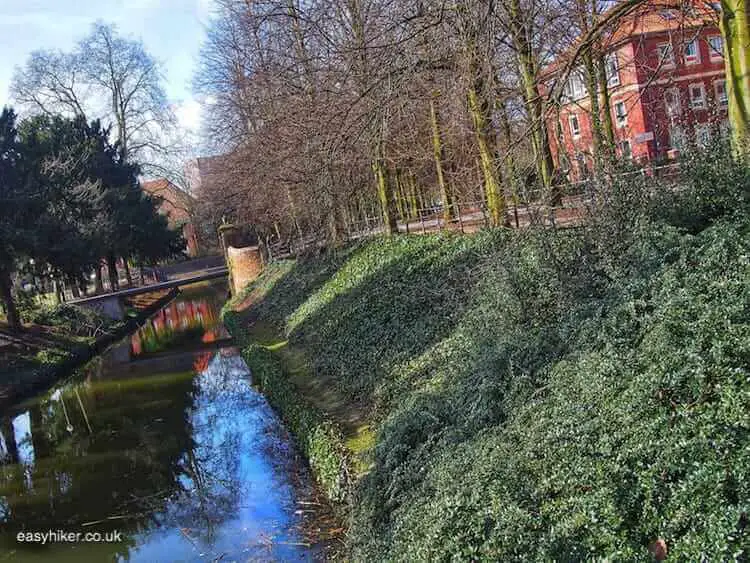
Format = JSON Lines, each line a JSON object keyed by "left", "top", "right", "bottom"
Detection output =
{"left": 0, "top": 0, "right": 215, "bottom": 136}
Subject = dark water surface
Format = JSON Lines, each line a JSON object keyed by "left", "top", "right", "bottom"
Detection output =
{"left": 0, "top": 284, "right": 317, "bottom": 561}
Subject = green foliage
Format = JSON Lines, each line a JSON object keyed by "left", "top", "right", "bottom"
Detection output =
{"left": 29, "top": 304, "right": 123, "bottom": 339}
{"left": 652, "top": 138, "right": 750, "bottom": 233}
{"left": 240, "top": 343, "right": 353, "bottom": 505}
{"left": 227, "top": 147, "right": 750, "bottom": 560}
{"left": 0, "top": 107, "right": 185, "bottom": 330}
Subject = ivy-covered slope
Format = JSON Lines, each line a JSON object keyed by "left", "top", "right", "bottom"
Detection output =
{"left": 230, "top": 152, "right": 750, "bottom": 560}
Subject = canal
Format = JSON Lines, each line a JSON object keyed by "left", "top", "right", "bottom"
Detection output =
{"left": 0, "top": 283, "right": 325, "bottom": 561}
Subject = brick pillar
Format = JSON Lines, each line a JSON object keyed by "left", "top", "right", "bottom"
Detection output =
{"left": 226, "top": 246, "right": 263, "bottom": 295}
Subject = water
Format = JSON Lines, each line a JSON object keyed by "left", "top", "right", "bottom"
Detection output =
{"left": 0, "top": 284, "right": 320, "bottom": 561}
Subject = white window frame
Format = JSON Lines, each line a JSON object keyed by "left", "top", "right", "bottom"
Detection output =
{"left": 714, "top": 79, "right": 728, "bottom": 106}
{"left": 605, "top": 53, "right": 620, "bottom": 87}
{"left": 614, "top": 100, "right": 628, "bottom": 127}
{"left": 564, "top": 70, "right": 586, "bottom": 101}
{"left": 665, "top": 87, "right": 681, "bottom": 116}
{"left": 695, "top": 124, "right": 712, "bottom": 147}
{"left": 689, "top": 83, "right": 707, "bottom": 109}
{"left": 708, "top": 35, "right": 724, "bottom": 62}
{"left": 658, "top": 42, "right": 675, "bottom": 67}
{"left": 670, "top": 124, "right": 686, "bottom": 151}
{"left": 684, "top": 39, "right": 701, "bottom": 65}
{"left": 568, "top": 114, "right": 581, "bottom": 137}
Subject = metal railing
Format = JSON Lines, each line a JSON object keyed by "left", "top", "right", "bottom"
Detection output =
{"left": 258, "top": 161, "right": 687, "bottom": 259}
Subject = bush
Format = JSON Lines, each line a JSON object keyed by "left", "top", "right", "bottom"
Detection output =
{"left": 229, "top": 146, "right": 750, "bottom": 560}
{"left": 29, "top": 304, "right": 123, "bottom": 339}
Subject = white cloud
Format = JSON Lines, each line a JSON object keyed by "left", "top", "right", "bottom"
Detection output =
{"left": 175, "top": 98, "right": 203, "bottom": 134}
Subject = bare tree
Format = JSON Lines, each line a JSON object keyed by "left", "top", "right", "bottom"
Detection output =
{"left": 11, "top": 22, "right": 177, "bottom": 173}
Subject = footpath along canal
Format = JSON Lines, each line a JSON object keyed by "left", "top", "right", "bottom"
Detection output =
{"left": 0, "top": 282, "right": 335, "bottom": 561}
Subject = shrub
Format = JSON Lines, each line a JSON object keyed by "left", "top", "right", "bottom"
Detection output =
{"left": 229, "top": 147, "right": 750, "bottom": 560}
{"left": 29, "top": 304, "right": 123, "bottom": 339}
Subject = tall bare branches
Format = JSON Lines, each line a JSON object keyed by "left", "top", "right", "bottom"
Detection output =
{"left": 11, "top": 22, "right": 177, "bottom": 174}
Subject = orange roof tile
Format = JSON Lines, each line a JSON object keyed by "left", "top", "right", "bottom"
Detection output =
{"left": 542, "top": 0, "right": 719, "bottom": 77}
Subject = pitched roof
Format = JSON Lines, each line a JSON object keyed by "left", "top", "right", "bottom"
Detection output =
{"left": 141, "top": 178, "right": 195, "bottom": 209}
{"left": 606, "top": 0, "right": 719, "bottom": 46}
{"left": 542, "top": 0, "right": 719, "bottom": 77}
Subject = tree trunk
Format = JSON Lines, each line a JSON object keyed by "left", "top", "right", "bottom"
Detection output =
{"left": 374, "top": 156, "right": 398, "bottom": 235}
{"left": 508, "top": 0, "right": 555, "bottom": 197}
{"left": 721, "top": 0, "right": 750, "bottom": 150}
{"left": 0, "top": 267, "right": 20, "bottom": 331}
{"left": 94, "top": 264, "right": 104, "bottom": 294}
{"left": 499, "top": 104, "right": 521, "bottom": 219}
{"left": 582, "top": 49, "right": 606, "bottom": 178}
{"left": 286, "top": 186, "right": 304, "bottom": 241}
{"left": 106, "top": 255, "right": 119, "bottom": 292}
{"left": 53, "top": 278, "right": 63, "bottom": 305}
{"left": 596, "top": 51, "right": 616, "bottom": 154}
{"left": 1, "top": 416, "right": 18, "bottom": 464}
{"left": 393, "top": 169, "right": 406, "bottom": 221}
{"left": 430, "top": 94, "right": 453, "bottom": 222}
{"left": 373, "top": 129, "right": 398, "bottom": 235}
{"left": 468, "top": 78, "right": 504, "bottom": 226}
{"left": 123, "top": 259, "right": 133, "bottom": 287}
{"left": 68, "top": 276, "right": 81, "bottom": 299}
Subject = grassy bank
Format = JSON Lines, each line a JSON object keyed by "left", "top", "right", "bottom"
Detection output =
{"left": 0, "top": 290, "right": 177, "bottom": 408}
{"left": 225, "top": 149, "right": 750, "bottom": 559}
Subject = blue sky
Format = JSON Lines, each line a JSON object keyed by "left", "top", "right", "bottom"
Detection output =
{"left": 0, "top": 0, "right": 215, "bottom": 134}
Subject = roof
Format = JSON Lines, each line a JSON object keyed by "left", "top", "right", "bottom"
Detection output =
{"left": 542, "top": 0, "right": 720, "bottom": 77}
{"left": 606, "top": 0, "right": 719, "bottom": 46}
{"left": 141, "top": 178, "right": 195, "bottom": 210}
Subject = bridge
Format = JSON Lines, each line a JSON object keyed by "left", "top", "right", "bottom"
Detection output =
{"left": 70, "top": 267, "right": 228, "bottom": 320}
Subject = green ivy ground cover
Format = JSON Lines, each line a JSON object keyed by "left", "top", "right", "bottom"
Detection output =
{"left": 226, "top": 147, "right": 750, "bottom": 560}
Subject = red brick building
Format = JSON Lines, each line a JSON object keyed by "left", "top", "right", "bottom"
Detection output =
{"left": 546, "top": 2, "right": 728, "bottom": 180}
{"left": 141, "top": 179, "right": 200, "bottom": 257}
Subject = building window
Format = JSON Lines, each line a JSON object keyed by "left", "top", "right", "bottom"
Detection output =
{"left": 614, "top": 101, "right": 627, "bottom": 127}
{"left": 605, "top": 53, "right": 620, "bottom": 87}
{"left": 564, "top": 70, "right": 586, "bottom": 101}
{"left": 658, "top": 42, "right": 675, "bottom": 67}
{"left": 715, "top": 79, "right": 728, "bottom": 106}
{"left": 689, "top": 83, "right": 706, "bottom": 109}
{"left": 665, "top": 87, "right": 681, "bottom": 116}
{"left": 670, "top": 125, "right": 686, "bottom": 151}
{"left": 695, "top": 124, "right": 712, "bottom": 147}
{"left": 620, "top": 139, "right": 632, "bottom": 159}
{"left": 708, "top": 36, "right": 724, "bottom": 61}
{"left": 569, "top": 114, "right": 581, "bottom": 137}
{"left": 684, "top": 39, "right": 701, "bottom": 65}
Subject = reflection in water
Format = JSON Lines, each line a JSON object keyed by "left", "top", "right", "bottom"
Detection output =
{"left": 0, "top": 287, "right": 316, "bottom": 562}
{"left": 131, "top": 293, "right": 228, "bottom": 356}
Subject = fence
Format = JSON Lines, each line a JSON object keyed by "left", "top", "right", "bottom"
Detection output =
{"left": 250, "top": 161, "right": 687, "bottom": 262}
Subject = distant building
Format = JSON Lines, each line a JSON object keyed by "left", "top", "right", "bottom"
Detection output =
{"left": 184, "top": 154, "right": 231, "bottom": 252}
{"left": 543, "top": 1, "right": 728, "bottom": 180}
{"left": 185, "top": 155, "right": 226, "bottom": 197}
{"left": 141, "top": 178, "right": 200, "bottom": 257}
